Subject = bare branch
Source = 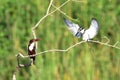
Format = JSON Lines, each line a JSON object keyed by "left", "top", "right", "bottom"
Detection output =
{"left": 32, "top": 0, "right": 70, "bottom": 30}
{"left": 32, "top": 29, "right": 37, "bottom": 39}
{"left": 13, "top": 0, "right": 120, "bottom": 79}
{"left": 17, "top": 40, "right": 120, "bottom": 59}
{"left": 13, "top": 67, "right": 19, "bottom": 80}
{"left": 89, "top": 40, "right": 120, "bottom": 50}
{"left": 102, "top": 36, "right": 110, "bottom": 44}
{"left": 16, "top": 53, "right": 25, "bottom": 58}
{"left": 13, "top": 1, "right": 71, "bottom": 79}
{"left": 113, "top": 41, "right": 119, "bottom": 47}
{"left": 32, "top": 29, "right": 38, "bottom": 49}
{"left": 31, "top": 0, "right": 70, "bottom": 49}
{"left": 46, "top": 0, "right": 54, "bottom": 14}
{"left": 51, "top": 4, "right": 75, "bottom": 20}
{"left": 13, "top": 39, "right": 120, "bottom": 80}
{"left": 17, "top": 41, "right": 86, "bottom": 58}
{"left": 13, "top": 54, "right": 31, "bottom": 80}
{"left": 72, "top": 0, "right": 86, "bottom": 2}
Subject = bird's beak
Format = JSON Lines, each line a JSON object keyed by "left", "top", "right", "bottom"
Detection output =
{"left": 33, "top": 38, "right": 40, "bottom": 42}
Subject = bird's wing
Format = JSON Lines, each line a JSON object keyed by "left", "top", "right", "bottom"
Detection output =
{"left": 85, "top": 18, "right": 99, "bottom": 39}
{"left": 64, "top": 18, "right": 82, "bottom": 38}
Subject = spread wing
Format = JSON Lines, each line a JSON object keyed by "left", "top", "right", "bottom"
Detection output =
{"left": 85, "top": 18, "right": 99, "bottom": 39}
{"left": 64, "top": 18, "right": 82, "bottom": 38}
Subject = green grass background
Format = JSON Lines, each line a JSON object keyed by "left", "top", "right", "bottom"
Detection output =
{"left": 0, "top": 0, "right": 120, "bottom": 80}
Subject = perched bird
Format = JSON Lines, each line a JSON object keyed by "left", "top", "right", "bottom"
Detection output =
{"left": 28, "top": 38, "right": 40, "bottom": 65}
{"left": 64, "top": 18, "right": 99, "bottom": 41}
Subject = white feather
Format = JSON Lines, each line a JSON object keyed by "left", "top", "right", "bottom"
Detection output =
{"left": 87, "top": 19, "right": 98, "bottom": 38}
{"left": 82, "top": 19, "right": 99, "bottom": 41}
{"left": 64, "top": 18, "right": 81, "bottom": 36}
{"left": 68, "top": 24, "right": 80, "bottom": 36}
{"left": 29, "top": 42, "right": 35, "bottom": 51}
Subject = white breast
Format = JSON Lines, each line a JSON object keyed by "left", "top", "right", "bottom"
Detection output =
{"left": 82, "top": 19, "right": 99, "bottom": 41}
{"left": 82, "top": 31, "right": 89, "bottom": 41}
{"left": 82, "top": 29, "right": 97, "bottom": 41}
{"left": 29, "top": 42, "right": 35, "bottom": 51}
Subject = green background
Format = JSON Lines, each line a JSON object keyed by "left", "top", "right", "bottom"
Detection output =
{"left": 0, "top": 0, "right": 120, "bottom": 80}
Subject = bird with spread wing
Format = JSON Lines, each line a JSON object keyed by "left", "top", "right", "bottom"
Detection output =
{"left": 64, "top": 18, "right": 99, "bottom": 41}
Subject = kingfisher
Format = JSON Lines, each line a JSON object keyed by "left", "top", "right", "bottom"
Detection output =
{"left": 28, "top": 38, "right": 40, "bottom": 65}
{"left": 64, "top": 18, "right": 99, "bottom": 41}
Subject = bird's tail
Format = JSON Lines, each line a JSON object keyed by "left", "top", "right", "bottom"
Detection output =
{"left": 33, "top": 60, "right": 35, "bottom": 65}
{"left": 30, "top": 58, "right": 35, "bottom": 65}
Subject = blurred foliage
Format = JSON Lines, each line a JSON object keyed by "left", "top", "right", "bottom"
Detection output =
{"left": 0, "top": 0, "right": 120, "bottom": 80}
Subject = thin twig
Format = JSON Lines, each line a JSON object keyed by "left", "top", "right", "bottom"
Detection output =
{"left": 113, "top": 41, "right": 119, "bottom": 47}
{"left": 72, "top": 0, "right": 86, "bottom": 2}
{"left": 13, "top": 66, "right": 19, "bottom": 80}
{"left": 102, "top": 36, "right": 110, "bottom": 44}
{"left": 32, "top": 0, "right": 53, "bottom": 48}
{"left": 51, "top": 4, "right": 75, "bottom": 20}
{"left": 46, "top": 0, "right": 54, "bottom": 14}
{"left": 89, "top": 40, "right": 120, "bottom": 50}
{"left": 32, "top": 29, "right": 38, "bottom": 49}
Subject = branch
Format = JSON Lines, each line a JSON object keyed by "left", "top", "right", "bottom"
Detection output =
{"left": 12, "top": 53, "right": 31, "bottom": 80}
{"left": 51, "top": 1, "right": 86, "bottom": 21}
{"left": 13, "top": 1, "right": 71, "bottom": 80}
{"left": 72, "top": 0, "right": 86, "bottom": 2}
{"left": 31, "top": 0, "right": 70, "bottom": 49}
{"left": 32, "top": 0, "right": 53, "bottom": 49}
{"left": 46, "top": 0, "right": 53, "bottom": 14}
{"left": 13, "top": 39, "right": 120, "bottom": 80}
{"left": 89, "top": 40, "right": 120, "bottom": 50}
{"left": 32, "top": 0, "right": 70, "bottom": 30}
{"left": 16, "top": 40, "right": 120, "bottom": 59}
{"left": 13, "top": 66, "right": 19, "bottom": 80}
{"left": 13, "top": 0, "right": 120, "bottom": 79}
{"left": 51, "top": 4, "right": 75, "bottom": 20}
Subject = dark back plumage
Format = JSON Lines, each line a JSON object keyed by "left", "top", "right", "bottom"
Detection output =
{"left": 28, "top": 39, "right": 40, "bottom": 64}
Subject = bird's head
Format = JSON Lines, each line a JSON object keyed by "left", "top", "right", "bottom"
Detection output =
{"left": 29, "top": 38, "right": 40, "bottom": 44}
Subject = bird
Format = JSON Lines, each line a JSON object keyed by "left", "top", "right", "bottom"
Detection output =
{"left": 28, "top": 38, "right": 40, "bottom": 65}
{"left": 64, "top": 18, "right": 99, "bottom": 41}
